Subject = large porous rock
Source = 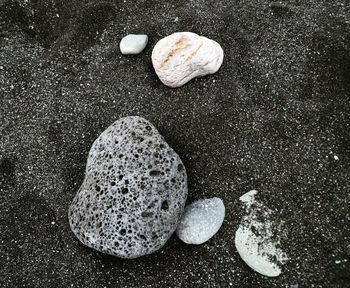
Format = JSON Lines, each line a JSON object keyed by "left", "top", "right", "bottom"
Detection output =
{"left": 151, "top": 32, "right": 224, "bottom": 88}
{"left": 68, "top": 116, "right": 188, "bottom": 258}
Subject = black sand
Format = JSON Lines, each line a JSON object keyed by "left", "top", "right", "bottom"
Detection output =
{"left": 1, "top": 1, "right": 349, "bottom": 287}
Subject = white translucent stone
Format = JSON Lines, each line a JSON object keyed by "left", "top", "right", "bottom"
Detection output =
{"left": 235, "top": 226, "right": 283, "bottom": 277}
{"left": 239, "top": 189, "right": 257, "bottom": 205}
{"left": 176, "top": 197, "right": 225, "bottom": 244}
{"left": 235, "top": 190, "right": 288, "bottom": 277}
{"left": 120, "top": 34, "right": 148, "bottom": 55}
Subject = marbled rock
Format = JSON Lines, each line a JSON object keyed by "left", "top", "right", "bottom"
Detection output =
{"left": 68, "top": 116, "right": 188, "bottom": 258}
{"left": 120, "top": 34, "right": 148, "bottom": 55}
{"left": 235, "top": 190, "right": 288, "bottom": 277}
{"left": 176, "top": 197, "right": 225, "bottom": 244}
{"left": 151, "top": 32, "right": 224, "bottom": 88}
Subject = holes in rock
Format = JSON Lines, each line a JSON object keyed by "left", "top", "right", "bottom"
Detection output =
{"left": 119, "top": 229, "right": 126, "bottom": 236}
{"left": 95, "top": 185, "right": 101, "bottom": 192}
{"left": 148, "top": 201, "right": 156, "bottom": 209}
{"left": 125, "top": 179, "right": 129, "bottom": 185}
{"left": 138, "top": 234, "right": 147, "bottom": 241}
{"left": 121, "top": 188, "right": 129, "bottom": 194}
{"left": 111, "top": 181, "right": 116, "bottom": 186}
{"left": 149, "top": 170, "right": 161, "bottom": 177}
{"left": 141, "top": 211, "right": 153, "bottom": 218}
{"left": 177, "top": 164, "right": 184, "bottom": 172}
{"left": 161, "top": 200, "right": 169, "bottom": 211}
{"left": 119, "top": 175, "right": 124, "bottom": 180}
{"left": 145, "top": 125, "right": 152, "bottom": 131}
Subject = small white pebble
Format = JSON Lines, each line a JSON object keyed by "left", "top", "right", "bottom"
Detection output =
{"left": 334, "top": 155, "right": 339, "bottom": 160}
{"left": 51, "top": 221, "right": 55, "bottom": 225}
{"left": 335, "top": 260, "right": 341, "bottom": 264}
{"left": 174, "top": 17, "right": 179, "bottom": 22}
{"left": 120, "top": 34, "right": 148, "bottom": 55}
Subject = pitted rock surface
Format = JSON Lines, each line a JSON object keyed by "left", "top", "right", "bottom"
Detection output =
{"left": 68, "top": 116, "right": 188, "bottom": 258}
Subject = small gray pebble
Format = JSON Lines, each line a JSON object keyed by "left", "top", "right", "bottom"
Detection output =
{"left": 176, "top": 197, "right": 225, "bottom": 244}
{"left": 120, "top": 34, "right": 148, "bottom": 55}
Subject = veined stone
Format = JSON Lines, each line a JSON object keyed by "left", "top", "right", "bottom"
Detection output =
{"left": 152, "top": 32, "right": 224, "bottom": 88}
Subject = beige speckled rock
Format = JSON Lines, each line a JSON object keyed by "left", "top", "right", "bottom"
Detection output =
{"left": 151, "top": 32, "right": 224, "bottom": 88}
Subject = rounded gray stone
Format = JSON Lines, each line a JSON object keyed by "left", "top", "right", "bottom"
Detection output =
{"left": 68, "top": 116, "right": 188, "bottom": 258}
{"left": 176, "top": 197, "right": 225, "bottom": 244}
{"left": 120, "top": 34, "right": 148, "bottom": 55}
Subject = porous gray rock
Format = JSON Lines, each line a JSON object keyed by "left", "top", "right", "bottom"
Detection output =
{"left": 68, "top": 116, "right": 188, "bottom": 258}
